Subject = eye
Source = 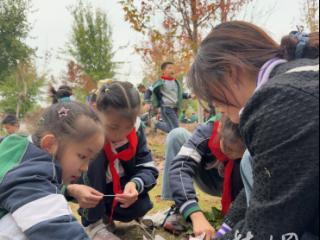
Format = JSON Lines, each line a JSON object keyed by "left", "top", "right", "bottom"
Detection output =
{"left": 107, "top": 125, "right": 118, "bottom": 130}
{"left": 78, "top": 154, "right": 87, "bottom": 160}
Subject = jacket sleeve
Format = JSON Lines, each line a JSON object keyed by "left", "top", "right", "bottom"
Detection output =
{"left": 0, "top": 150, "right": 89, "bottom": 240}
{"left": 170, "top": 123, "right": 217, "bottom": 220}
{"left": 224, "top": 189, "right": 247, "bottom": 228}
{"left": 130, "top": 125, "right": 159, "bottom": 194}
{"left": 220, "top": 85, "right": 319, "bottom": 239}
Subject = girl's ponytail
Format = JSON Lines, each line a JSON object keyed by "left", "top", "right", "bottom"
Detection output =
{"left": 49, "top": 85, "right": 73, "bottom": 104}
{"left": 49, "top": 85, "right": 58, "bottom": 104}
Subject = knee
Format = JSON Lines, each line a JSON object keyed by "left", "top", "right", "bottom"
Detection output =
{"left": 166, "top": 128, "right": 190, "bottom": 147}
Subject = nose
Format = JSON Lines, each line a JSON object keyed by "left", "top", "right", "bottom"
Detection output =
{"left": 80, "top": 162, "right": 89, "bottom": 173}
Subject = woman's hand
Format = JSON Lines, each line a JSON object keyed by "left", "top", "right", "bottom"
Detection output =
{"left": 67, "top": 184, "right": 103, "bottom": 209}
{"left": 190, "top": 212, "right": 216, "bottom": 240}
{"left": 115, "top": 182, "right": 139, "bottom": 209}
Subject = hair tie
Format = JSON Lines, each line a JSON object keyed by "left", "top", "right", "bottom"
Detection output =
{"left": 290, "top": 30, "right": 310, "bottom": 59}
{"left": 58, "top": 107, "right": 70, "bottom": 118}
{"left": 105, "top": 88, "right": 110, "bottom": 94}
{"left": 58, "top": 96, "right": 71, "bottom": 103}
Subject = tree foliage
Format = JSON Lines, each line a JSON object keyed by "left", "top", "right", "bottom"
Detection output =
{"left": 119, "top": 0, "right": 252, "bottom": 82}
{"left": 301, "top": 0, "right": 319, "bottom": 32}
{"left": 67, "top": 1, "right": 115, "bottom": 82}
{"left": 0, "top": 0, "right": 33, "bottom": 82}
{"left": 0, "top": 61, "right": 45, "bottom": 117}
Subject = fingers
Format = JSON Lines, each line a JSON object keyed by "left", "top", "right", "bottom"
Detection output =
{"left": 205, "top": 230, "right": 215, "bottom": 240}
{"left": 87, "top": 193, "right": 103, "bottom": 201}
{"left": 115, "top": 195, "right": 138, "bottom": 204}
{"left": 205, "top": 232, "right": 212, "bottom": 240}
{"left": 116, "top": 193, "right": 138, "bottom": 209}
{"left": 90, "top": 188, "right": 104, "bottom": 197}
{"left": 79, "top": 198, "right": 100, "bottom": 208}
{"left": 79, "top": 193, "right": 103, "bottom": 209}
{"left": 116, "top": 192, "right": 138, "bottom": 200}
{"left": 194, "top": 229, "right": 215, "bottom": 240}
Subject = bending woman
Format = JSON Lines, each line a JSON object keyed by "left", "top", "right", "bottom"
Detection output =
{"left": 188, "top": 21, "right": 319, "bottom": 239}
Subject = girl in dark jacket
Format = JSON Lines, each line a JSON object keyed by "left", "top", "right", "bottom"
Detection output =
{"left": 66, "top": 81, "right": 159, "bottom": 240}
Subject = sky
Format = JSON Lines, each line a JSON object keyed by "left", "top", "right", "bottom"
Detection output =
{"left": 27, "top": 0, "right": 304, "bottom": 85}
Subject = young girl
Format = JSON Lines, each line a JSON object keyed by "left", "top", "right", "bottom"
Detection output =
{"left": 188, "top": 21, "right": 319, "bottom": 239}
{"left": 0, "top": 102, "right": 105, "bottom": 240}
{"left": 66, "top": 81, "right": 159, "bottom": 240}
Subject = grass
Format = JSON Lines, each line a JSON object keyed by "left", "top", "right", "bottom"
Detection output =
{"left": 71, "top": 125, "right": 223, "bottom": 239}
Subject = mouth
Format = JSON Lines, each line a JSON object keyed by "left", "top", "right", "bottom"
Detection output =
{"left": 70, "top": 175, "right": 80, "bottom": 184}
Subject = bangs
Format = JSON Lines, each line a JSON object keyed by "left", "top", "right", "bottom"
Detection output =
{"left": 187, "top": 59, "right": 240, "bottom": 108}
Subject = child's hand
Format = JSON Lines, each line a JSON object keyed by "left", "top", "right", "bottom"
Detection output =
{"left": 115, "top": 182, "right": 139, "bottom": 209}
{"left": 67, "top": 184, "right": 103, "bottom": 209}
{"left": 190, "top": 212, "right": 216, "bottom": 240}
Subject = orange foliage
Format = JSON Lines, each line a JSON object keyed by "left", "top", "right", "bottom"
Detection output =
{"left": 64, "top": 60, "right": 96, "bottom": 92}
{"left": 120, "top": 0, "right": 252, "bottom": 82}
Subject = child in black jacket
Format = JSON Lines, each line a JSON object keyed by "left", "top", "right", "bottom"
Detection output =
{"left": 66, "top": 81, "right": 159, "bottom": 240}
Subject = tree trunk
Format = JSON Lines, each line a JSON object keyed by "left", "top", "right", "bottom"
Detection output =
{"left": 190, "top": 0, "right": 204, "bottom": 123}
{"left": 16, "top": 63, "right": 27, "bottom": 118}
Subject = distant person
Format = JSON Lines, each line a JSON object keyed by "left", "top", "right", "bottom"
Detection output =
{"left": 87, "top": 91, "right": 98, "bottom": 109}
{"left": 179, "top": 110, "right": 189, "bottom": 124}
{"left": 1, "top": 114, "right": 20, "bottom": 135}
{"left": 189, "top": 113, "right": 199, "bottom": 124}
{"left": 145, "top": 62, "right": 192, "bottom": 133}
{"left": 137, "top": 83, "right": 147, "bottom": 96}
{"left": 49, "top": 85, "right": 73, "bottom": 104}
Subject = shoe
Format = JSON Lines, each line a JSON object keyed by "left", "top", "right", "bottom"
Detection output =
{"left": 85, "top": 220, "right": 121, "bottom": 240}
{"left": 163, "top": 212, "right": 188, "bottom": 235}
{"left": 161, "top": 206, "right": 190, "bottom": 235}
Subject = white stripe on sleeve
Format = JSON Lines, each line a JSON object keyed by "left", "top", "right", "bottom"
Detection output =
{"left": 12, "top": 194, "right": 72, "bottom": 232}
{"left": 0, "top": 214, "right": 28, "bottom": 240}
{"left": 286, "top": 64, "right": 319, "bottom": 74}
{"left": 178, "top": 146, "right": 202, "bottom": 163}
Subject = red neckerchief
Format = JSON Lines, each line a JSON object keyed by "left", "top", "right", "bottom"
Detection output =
{"left": 103, "top": 128, "right": 138, "bottom": 222}
{"left": 161, "top": 76, "right": 176, "bottom": 81}
{"left": 208, "top": 121, "right": 234, "bottom": 215}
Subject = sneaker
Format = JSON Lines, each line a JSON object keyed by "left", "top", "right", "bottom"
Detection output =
{"left": 163, "top": 212, "right": 189, "bottom": 235}
{"left": 85, "top": 220, "right": 121, "bottom": 240}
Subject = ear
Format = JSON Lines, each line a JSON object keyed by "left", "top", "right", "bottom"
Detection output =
{"left": 40, "top": 134, "right": 58, "bottom": 155}
{"left": 227, "top": 66, "right": 241, "bottom": 84}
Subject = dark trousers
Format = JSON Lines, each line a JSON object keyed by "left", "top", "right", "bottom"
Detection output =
{"left": 156, "top": 107, "right": 179, "bottom": 133}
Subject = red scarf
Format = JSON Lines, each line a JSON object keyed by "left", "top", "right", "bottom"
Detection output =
{"left": 103, "top": 129, "right": 138, "bottom": 222}
{"left": 161, "top": 76, "right": 176, "bottom": 81}
{"left": 208, "top": 121, "right": 234, "bottom": 215}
